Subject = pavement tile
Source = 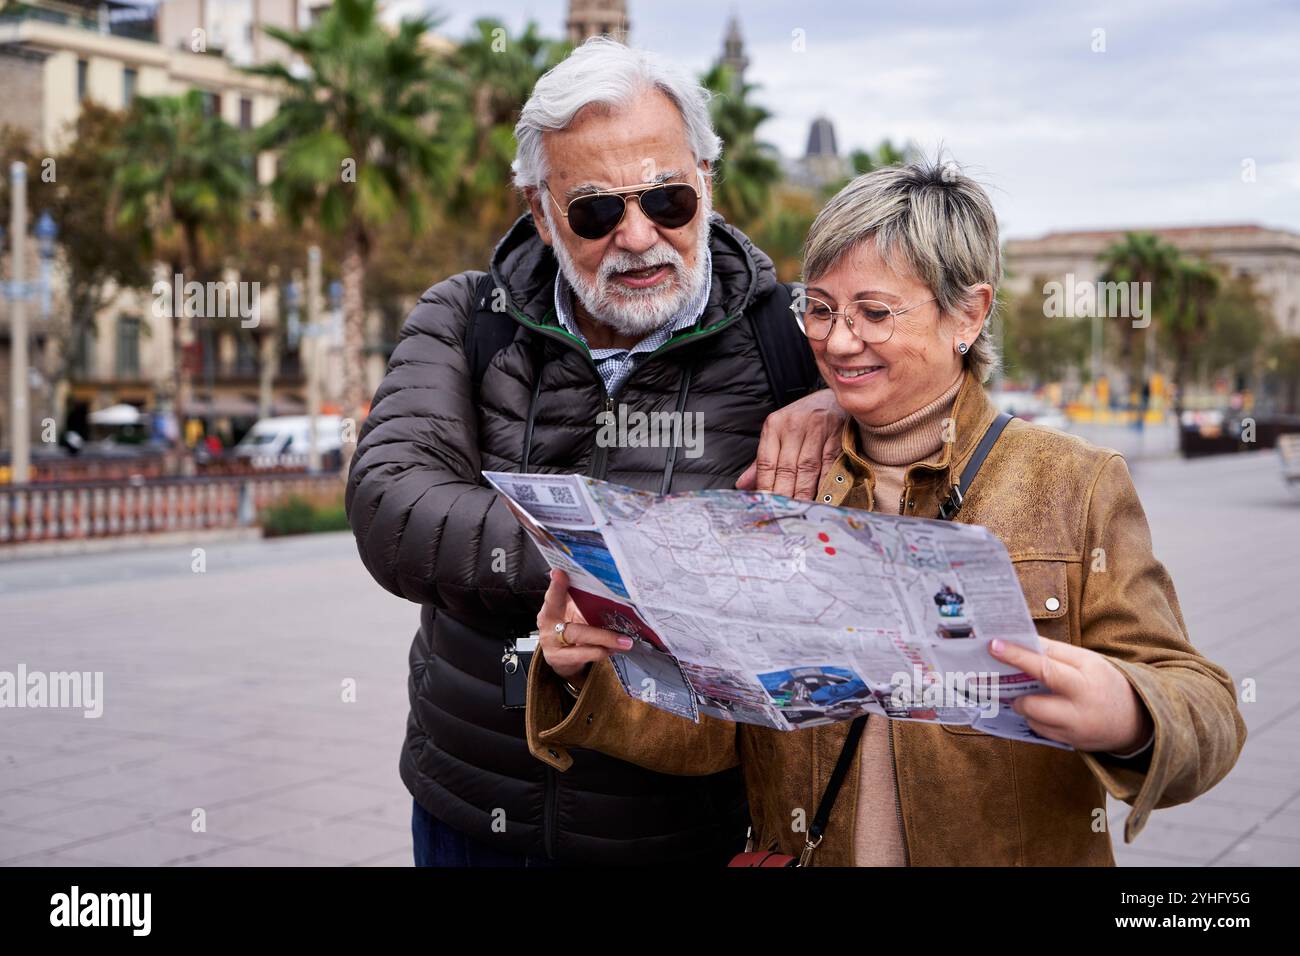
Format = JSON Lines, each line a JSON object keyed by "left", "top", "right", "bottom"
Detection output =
{"left": 0, "top": 823, "right": 88, "bottom": 863}
{"left": 171, "top": 843, "right": 342, "bottom": 867}
{"left": 260, "top": 779, "right": 404, "bottom": 818}
{"left": 1210, "top": 835, "right": 1300, "bottom": 866}
{"left": 352, "top": 848, "right": 413, "bottom": 867}
{"left": 9, "top": 799, "right": 162, "bottom": 839}
{"left": 255, "top": 817, "right": 412, "bottom": 864}
{"left": 24, "top": 818, "right": 242, "bottom": 867}
{"left": 0, "top": 789, "right": 93, "bottom": 826}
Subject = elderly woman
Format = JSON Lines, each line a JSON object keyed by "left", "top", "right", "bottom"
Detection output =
{"left": 525, "top": 160, "right": 1246, "bottom": 866}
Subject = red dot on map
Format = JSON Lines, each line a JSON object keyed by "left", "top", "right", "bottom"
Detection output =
{"left": 824, "top": 547, "right": 836, "bottom": 555}
{"left": 817, "top": 532, "right": 830, "bottom": 542}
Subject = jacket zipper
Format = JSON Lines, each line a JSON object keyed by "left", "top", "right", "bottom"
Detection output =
{"left": 887, "top": 720, "right": 910, "bottom": 865}
{"left": 590, "top": 395, "right": 615, "bottom": 480}
{"left": 890, "top": 482, "right": 911, "bottom": 864}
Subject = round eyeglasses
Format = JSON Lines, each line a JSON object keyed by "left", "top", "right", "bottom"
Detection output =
{"left": 790, "top": 293, "right": 937, "bottom": 345}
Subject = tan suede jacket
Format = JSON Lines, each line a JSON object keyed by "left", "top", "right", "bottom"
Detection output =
{"left": 526, "top": 372, "right": 1247, "bottom": 865}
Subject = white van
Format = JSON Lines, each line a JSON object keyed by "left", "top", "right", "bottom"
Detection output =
{"left": 233, "top": 415, "right": 343, "bottom": 468}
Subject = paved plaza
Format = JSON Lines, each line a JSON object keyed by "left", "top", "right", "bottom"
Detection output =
{"left": 1, "top": 441, "right": 1298, "bottom": 866}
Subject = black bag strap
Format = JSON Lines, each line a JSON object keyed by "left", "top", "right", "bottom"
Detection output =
{"left": 938, "top": 411, "right": 1014, "bottom": 520}
{"left": 748, "top": 283, "right": 822, "bottom": 409}
{"left": 801, "top": 409, "right": 1014, "bottom": 865}
{"left": 798, "top": 713, "right": 867, "bottom": 865}
{"left": 465, "top": 272, "right": 520, "bottom": 392}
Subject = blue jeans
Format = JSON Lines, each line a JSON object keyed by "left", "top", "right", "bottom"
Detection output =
{"left": 411, "top": 800, "right": 562, "bottom": 867}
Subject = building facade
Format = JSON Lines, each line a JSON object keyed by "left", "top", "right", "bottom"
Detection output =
{"left": 1004, "top": 224, "right": 1300, "bottom": 338}
{"left": 0, "top": 0, "right": 361, "bottom": 453}
{"left": 565, "top": 0, "right": 628, "bottom": 46}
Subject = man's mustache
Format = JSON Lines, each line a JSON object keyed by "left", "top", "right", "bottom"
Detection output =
{"left": 598, "top": 248, "right": 682, "bottom": 283}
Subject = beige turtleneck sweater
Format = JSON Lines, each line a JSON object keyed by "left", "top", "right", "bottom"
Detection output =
{"left": 849, "top": 372, "right": 962, "bottom": 867}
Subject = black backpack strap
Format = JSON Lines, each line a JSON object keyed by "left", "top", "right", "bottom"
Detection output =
{"left": 938, "top": 411, "right": 1014, "bottom": 521}
{"left": 748, "top": 283, "right": 822, "bottom": 409}
{"left": 464, "top": 272, "right": 520, "bottom": 392}
{"left": 800, "top": 713, "right": 868, "bottom": 866}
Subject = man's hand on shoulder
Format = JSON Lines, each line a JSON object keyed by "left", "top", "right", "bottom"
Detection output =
{"left": 736, "top": 388, "right": 847, "bottom": 500}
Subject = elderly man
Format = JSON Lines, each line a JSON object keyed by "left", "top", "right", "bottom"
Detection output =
{"left": 346, "top": 38, "right": 842, "bottom": 866}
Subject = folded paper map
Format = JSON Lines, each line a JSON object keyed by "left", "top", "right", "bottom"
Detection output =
{"left": 486, "top": 470, "right": 1069, "bottom": 749}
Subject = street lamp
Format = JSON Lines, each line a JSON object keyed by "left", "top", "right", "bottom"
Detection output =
{"left": 305, "top": 247, "right": 322, "bottom": 473}
{"left": 35, "top": 210, "right": 57, "bottom": 254}
{"left": 328, "top": 279, "right": 342, "bottom": 341}
{"left": 35, "top": 210, "right": 57, "bottom": 323}
{"left": 284, "top": 279, "right": 301, "bottom": 350}
{"left": 7, "top": 162, "right": 31, "bottom": 483}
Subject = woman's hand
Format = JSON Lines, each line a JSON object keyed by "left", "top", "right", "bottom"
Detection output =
{"left": 735, "top": 388, "right": 846, "bottom": 500}
{"left": 989, "top": 637, "right": 1154, "bottom": 754}
{"left": 537, "top": 570, "right": 635, "bottom": 687}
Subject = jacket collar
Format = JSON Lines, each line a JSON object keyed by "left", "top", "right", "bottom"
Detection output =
{"left": 827, "top": 369, "right": 999, "bottom": 507}
{"left": 487, "top": 211, "right": 777, "bottom": 330}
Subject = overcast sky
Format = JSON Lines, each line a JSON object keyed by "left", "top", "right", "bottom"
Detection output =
{"left": 387, "top": 0, "right": 1300, "bottom": 239}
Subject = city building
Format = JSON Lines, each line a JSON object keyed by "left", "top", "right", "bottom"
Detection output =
{"left": 0, "top": 0, "right": 361, "bottom": 454}
{"left": 784, "top": 115, "right": 852, "bottom": 192}
{"left": 717, "top": 13, "right": 747, "bottom": 94}
{"left": 1004, "top": 224, "right": 1300, "bottom": 337}
{"left": 565, "top": 0, "right": 628, "bottom": 46}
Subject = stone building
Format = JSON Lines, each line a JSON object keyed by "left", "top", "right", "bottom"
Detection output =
{"left": 1004, "top": 224, "right": 1300, "bottom": 338}
{"left": 0, "top": 0, "right": 396, "bottom": 451}
{"left": 565, "top": 0, "right": 628, "bottom": 46}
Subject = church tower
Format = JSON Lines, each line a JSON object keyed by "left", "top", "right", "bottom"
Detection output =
{"left": 718, "top": 14, "right": 749, "bottom": 92}
{"left": 566, "top": 0, "right": 630, "bottom": 45}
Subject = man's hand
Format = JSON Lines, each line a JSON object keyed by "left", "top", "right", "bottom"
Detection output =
{"left": 537, "top": 570, "right": 632, "bottom": 687}
{"left": 989, "top": 637, "right": 1155, "bottom": 753}
{"left": 736, "top": 389, "right": 847, "bottom": 500}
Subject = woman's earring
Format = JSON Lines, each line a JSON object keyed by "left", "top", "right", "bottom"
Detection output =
{"left": 957, "top": 342, "right": 969, "bottom": 355}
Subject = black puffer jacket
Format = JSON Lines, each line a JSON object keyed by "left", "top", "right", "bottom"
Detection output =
{"left": 347, "top": 213, "right": 817, "bottom": 864}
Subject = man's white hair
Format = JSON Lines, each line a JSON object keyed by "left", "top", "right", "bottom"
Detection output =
{"left": 512, "top": 37, "right": 722, "bottom": 189}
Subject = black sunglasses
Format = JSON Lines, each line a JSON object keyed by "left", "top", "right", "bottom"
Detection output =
{"left": 543, "top": 178, "right": 702, "bottom": 240}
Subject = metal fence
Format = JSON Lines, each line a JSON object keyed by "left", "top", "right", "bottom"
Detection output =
{"left": 0, "top": 473, "right": 343, "bottom": 545}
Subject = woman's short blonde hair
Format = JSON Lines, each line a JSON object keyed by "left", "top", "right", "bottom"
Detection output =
{"left": 802, "top": 158, "right": 1002, "bottom": 383}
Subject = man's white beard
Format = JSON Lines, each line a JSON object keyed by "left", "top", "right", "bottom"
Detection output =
{"left": 545, "top": 194, "right": 712, "bottom": 339}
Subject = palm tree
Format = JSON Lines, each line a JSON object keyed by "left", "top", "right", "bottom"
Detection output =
{"left": 113, "top": 89, "right": 250, "bottom": 424}
{"left": 247, "top": 0, "right": 450, "bottom": 432}
{"left": 1098, "top": 232, "right": 1181, "bottom": 397}
{"left": 849, "top": 140, "right": 912, "bottom": 176}
{"left": 1165, "top": 259, "right": 1220, "bottom": 414}
{"left": 442, "top": 19, "right": 568, "bottom": 266}
{"left": 700, "top": 64, "right": 781, "bottom": 233}
{"left": 4, "top": 106, "right": 153, "bottom": 431}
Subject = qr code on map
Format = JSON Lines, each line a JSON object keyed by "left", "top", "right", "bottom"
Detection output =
{"left": 548, "top": 485, "right": 576, "bottom": 505}
{"left": 511, "top": 483, "right": 539, "bottom": 503}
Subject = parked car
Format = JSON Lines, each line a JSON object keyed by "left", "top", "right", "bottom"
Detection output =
{"left": 1178, "top": 409, "right": 1300, "bottom": 458}
{"left": 990, "top": 391, "right": 1068, "bottom": 431}
{"left": 232, "top": 415, "right": 343, "bottom": 469}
